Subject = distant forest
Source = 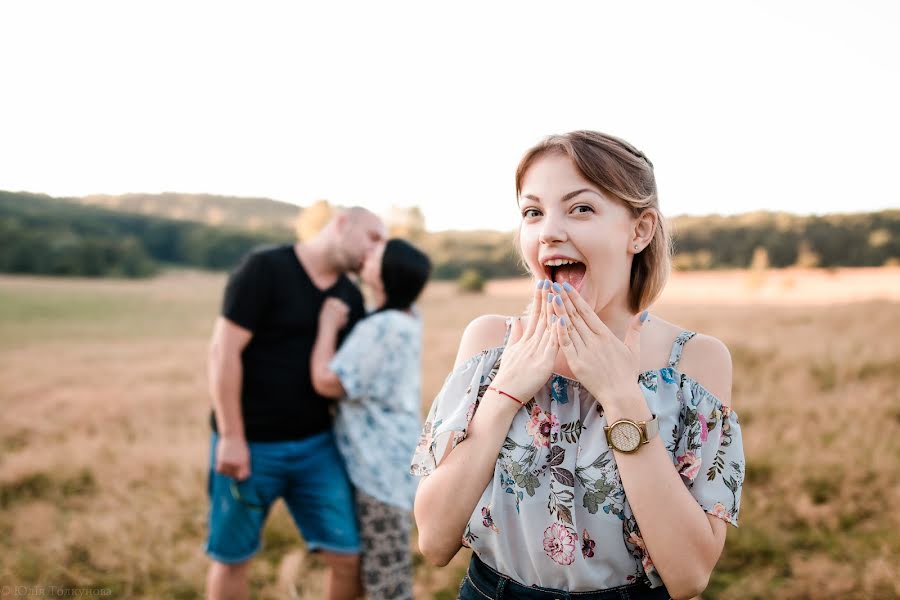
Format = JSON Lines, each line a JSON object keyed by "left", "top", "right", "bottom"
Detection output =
{"left": 1, "top": 190, "right": 897, "bottom": 279}
{"left": 0, "top": 192, "right": 283, "bottom": 277}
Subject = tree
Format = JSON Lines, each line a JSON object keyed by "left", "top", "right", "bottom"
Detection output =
{"left": 794, "top": 240, "right": 820, "bottom": 268}
{"left": 388, "top": 205, "right": 426, "bottom": 240}
{"left": 295, "top": 200, "right": 333, "bottom": 241}
{"left": 457, "top": 269, "right": 485, "bottom": 293}
{"left": 750, "top": 246, "right": 770, "bottom": 271}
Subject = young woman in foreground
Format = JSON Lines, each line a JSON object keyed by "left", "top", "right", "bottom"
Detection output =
{"left": 411, "top": 131, "right": 745, "bottom": 600}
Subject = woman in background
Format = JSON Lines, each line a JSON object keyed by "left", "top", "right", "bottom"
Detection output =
{"left": 311, "top": 238, "right": 431, "bottom": 600}
{"left": 411, "top": 131, "right": 745, "bottom": 599}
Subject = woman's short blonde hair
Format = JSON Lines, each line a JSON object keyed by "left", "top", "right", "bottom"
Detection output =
{"left": 514, "top": 130, "right": 672, "bottom": 313}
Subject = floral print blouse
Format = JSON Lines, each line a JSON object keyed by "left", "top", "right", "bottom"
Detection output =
{"left": 410, "top": 319, "right": 745, "bottom": 591}
{"left": 330, "top": 308, "right": 423, "bottom": 510}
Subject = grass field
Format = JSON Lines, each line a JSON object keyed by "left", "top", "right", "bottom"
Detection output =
{"left": 1, "top": 268, "right": 899, "bottom": 599}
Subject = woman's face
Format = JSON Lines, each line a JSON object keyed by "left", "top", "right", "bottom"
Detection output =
{"left": 518, "top": 152, "right": 637, "bottom": 313}
{"left": 360, "top": 241, "right": 386, "bottom": 289}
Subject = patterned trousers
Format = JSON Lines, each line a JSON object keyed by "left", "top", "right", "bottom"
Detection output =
{"left": 356, "top": 489, "right": 413, "bottom": 600}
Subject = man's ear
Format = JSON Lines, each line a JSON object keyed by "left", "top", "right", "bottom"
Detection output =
{"left": 333, "top": 211, "right": 349, "bottom": 233}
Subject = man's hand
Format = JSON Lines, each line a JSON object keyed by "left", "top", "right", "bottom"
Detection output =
{"left": 215, "top": 435, "right": 251, "bottom": 480}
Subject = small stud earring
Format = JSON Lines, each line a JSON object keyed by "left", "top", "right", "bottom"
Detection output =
{"left": 634, "top": 244, "right": 639, "bottom": 250}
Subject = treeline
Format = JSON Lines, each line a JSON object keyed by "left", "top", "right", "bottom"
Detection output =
{"left": 72, "top": 192, "right": 300, "bottom": 232}
{"left": 1, "top": 191, "right": 897, "bottom": 279}
{"left": 418, "top": 211, "right": 900, "bottom": 279}
{"left": 416, "top": 230, "right": 523, "bottom": 279}
{"left": 0, "top": 192, "right": 283, "bottom": 278}
{"left": 670, "top": 211, "right": 899, "bottom": 270}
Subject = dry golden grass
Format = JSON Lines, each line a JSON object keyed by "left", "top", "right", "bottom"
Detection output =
{"left": 1, "top": 268, "right": 898, "bottom": 599}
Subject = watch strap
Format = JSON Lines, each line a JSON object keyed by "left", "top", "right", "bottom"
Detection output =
{"left": 643, "top": 414, "right": 659, "bottom": 443}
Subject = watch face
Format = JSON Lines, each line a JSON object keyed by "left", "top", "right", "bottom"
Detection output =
{"left": 609, "top": 421, "right": 642, "bottom": 452}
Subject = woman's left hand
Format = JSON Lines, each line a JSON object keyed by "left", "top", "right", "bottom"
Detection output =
{"left": 548, "top": 282, "right": 647, "bottom": 408}
{"left": 319, "top": 297, "right": 350, "bottom": 332}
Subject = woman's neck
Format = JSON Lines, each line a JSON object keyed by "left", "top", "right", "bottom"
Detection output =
{"left": 371, "top": 286, "right": 387, "bottom": 310}
{"left": 594, "top": 302, "right": 637, "bottom": 341}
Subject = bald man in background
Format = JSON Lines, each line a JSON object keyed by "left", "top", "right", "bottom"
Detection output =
{"left": 204, "top": 208, "right": 386, "bottom": 600}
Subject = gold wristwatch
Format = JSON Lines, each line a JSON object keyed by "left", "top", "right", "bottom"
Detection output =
{"left": 604, "top": 415, "right": 659, "bottom": 454}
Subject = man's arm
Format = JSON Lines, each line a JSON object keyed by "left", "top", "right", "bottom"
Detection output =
{"left": 207, "top": 316, "right": 253, "bottom": 479}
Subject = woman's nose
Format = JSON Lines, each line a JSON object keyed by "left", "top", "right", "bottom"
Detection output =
{"left": 539, "top": 215, "right": 568, "bottom": 245}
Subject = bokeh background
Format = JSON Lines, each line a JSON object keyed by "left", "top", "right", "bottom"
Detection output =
{"left": 2, "top": 2, "right": 899, "bottom": 599}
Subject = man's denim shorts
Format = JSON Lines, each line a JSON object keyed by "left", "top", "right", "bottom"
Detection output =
{"left": 204, "top": 430, "right": 361, "bottom": 564}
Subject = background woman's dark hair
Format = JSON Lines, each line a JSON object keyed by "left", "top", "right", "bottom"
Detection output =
{"left": 376, "top": 238, "right": 432, "bottom": 313}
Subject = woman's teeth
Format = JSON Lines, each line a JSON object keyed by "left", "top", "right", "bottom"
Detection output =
{"left": 543, "top": 259, "right": 580, "bottom": 267}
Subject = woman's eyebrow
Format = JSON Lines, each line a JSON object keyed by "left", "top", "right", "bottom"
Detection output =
{"left": 521, "top": 189, "right": 602, "bottom": 203}
{"left": 562, "top": 188, "right": 602, "bottom": 202}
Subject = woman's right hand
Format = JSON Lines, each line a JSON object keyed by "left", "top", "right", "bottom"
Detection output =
{"left": 489, "top": 279, "right": 558, "bottom": 403}
{"left": 319, "top": 297, "right": 350, "bottom": 332}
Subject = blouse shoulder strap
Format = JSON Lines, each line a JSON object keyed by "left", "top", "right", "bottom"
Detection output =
{"left": 667, "top": 330, "right": 697, "bottom": 369}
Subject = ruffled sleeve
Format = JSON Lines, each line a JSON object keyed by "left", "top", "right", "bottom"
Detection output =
{"left": 673, "top": 377, "right": 745, "bottom": 527}
{"left": 409, "top": 347, "right": 503, "bottom": 477}
{"left": 329, "top": 312, "right": 418, "bottom": 403}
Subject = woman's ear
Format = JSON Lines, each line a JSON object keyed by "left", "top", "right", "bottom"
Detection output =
{"left": 632, "top": 210, "right": 658, "bottom": 252}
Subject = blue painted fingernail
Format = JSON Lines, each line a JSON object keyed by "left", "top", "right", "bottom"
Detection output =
{"left": 551, "top": 282, "right": 562, "bottom": 293}
{"left": 563, "top": 282, "right": 573, "bottom": 292}
{"left": 640, "top": 310, "right": 649, "bottom": 323}
{"left": 551, "top": 315, "right": 557, "bottom": 323}
{"left": 536, "top": 279, "right": 544, "bottom": 288}
{"left": 560, "top": 317, "right": 567, "bottom": 326}
{"left": 554, "top": 295, "right": 563, "bottom": 305}
{"left": 543, "top": 279, "right": 551, "bottom": 289}
{"left": 547, "top": 294, "right": 553, "bottom": 303}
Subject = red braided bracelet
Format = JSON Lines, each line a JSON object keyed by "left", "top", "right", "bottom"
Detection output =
{"left": 487, "top": 386, "right": 526, "bottom": 407}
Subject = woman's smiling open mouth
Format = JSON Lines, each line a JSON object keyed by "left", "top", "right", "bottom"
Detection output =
{"left": 542, "top": 256, "right": 587, "bottom": 291}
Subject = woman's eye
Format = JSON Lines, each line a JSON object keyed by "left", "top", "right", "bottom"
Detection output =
{"left": 522, "top": 208, "right": 541, "bottom": 218}
{"left": 573, "top": 205, "right": 594, "bottom": 214}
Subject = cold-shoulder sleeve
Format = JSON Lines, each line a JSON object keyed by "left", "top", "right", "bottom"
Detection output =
{"left": 409, "top": 347, "right": 503, "bottom": 477}
{"left": 673, "top": 377, "right": 745, "bottom": 527}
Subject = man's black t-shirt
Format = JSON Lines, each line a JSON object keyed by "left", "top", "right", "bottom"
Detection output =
{"left": 209, "top": 244, "right": 365, "bottom": 441}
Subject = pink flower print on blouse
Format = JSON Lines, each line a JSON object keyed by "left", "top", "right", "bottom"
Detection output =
{"left": 627, "top": 531, "right": 654, "bottom": 573}
{"left": 711, "top": 502, "right": 734, "bottom": 523}
{"left": 414, "top": 421, "right": 433, "bottom": 455}
{"left": 721, "top": 406, "right": 733, "bottom": 435}
{"left": 543, "top": 523, "right": 577, "bottom": 566}
{"left": 698, "top": 413, "right": 709, "bottom": 443}
{"left": 581, "top": 529, "right": 595, "bottom": 558}
{"left": 526, "top": 405, "right": 560, "bottom": 448}
{"left": 482, "top": 505, "right": 499, "bottom": 533}
{"left": 675, "top": 451, "right": 702, "bottom": 482}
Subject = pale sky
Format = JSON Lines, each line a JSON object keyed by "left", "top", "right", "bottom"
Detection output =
{"left": 1, "top": 1, "right": 897, "bottom": 231}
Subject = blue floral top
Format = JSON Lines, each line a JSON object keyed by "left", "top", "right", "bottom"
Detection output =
{"left": 410, "top": 318, "right": 745, "bottom": 591}
{"left": 330, "top": 308, "right": 423, "bottom": 510}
